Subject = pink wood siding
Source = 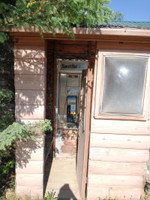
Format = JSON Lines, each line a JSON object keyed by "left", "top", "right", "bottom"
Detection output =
{"left": 87, "top": 41, "right": 150, "bottom": 200}
{"left": 14, "top": 37, "right": 46, "bottom": 199}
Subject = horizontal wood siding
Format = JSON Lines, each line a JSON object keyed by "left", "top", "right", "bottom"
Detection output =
{"left": 87, "top": 186, "right": 144, "bottom": 200}
{"left": 91, "top": 119, "right": 150, "bottom": 135}
{"left": 87, "top": 40, "right": 150, "bottom": 200}
{"left": 88, "top": 174, "right": 145, "bottom": 187}
{"left": 90, "top": 133, "right": 150, "bottom": 149}
{"left": 89, "top": 161, "right": 146, "bottom": 176}
{"left": 14, "top": 38, "right": 46, "bottom": 121}
{"left": 89, "top": 148, "right": 149, "bottom": 163}
{"left": 14, "top": 37, "right": 46, "bottom": 199}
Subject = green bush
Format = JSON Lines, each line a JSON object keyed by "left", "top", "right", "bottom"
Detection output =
{"left": 0, "top": 89, "right": 15, "bottom": 196}
{"left": 0, "top": 119, "right": 52, "bottom": 197}
{"left": 0, "top": 89, "right": 14, "bottom": 131}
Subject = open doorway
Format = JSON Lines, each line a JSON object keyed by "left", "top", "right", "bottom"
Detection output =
{"left": 55, "top": 59, "right": 88, "bottom": 157}
{"left": 44, "top": 40, "right": 96, "bottom": 199}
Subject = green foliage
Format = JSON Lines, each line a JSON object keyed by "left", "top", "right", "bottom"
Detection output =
{"left": 0, "top": 37, "right": 15, "bottom": 196}
{"left": 0, "top": 119, "right": 52, "bottom": 196}
{"left": 0, "top": 32, "right": 8, "bottom": 43}
{"left": 0, "top": 37, "right": 14, "bottom": 130}
{"left": 43, "top": 192, "right": 57, "bottom": 200}
{"left": 0, "top": 0, "right": 122, "bottom": 43}
{"left": 114, "top": 11, "right": 124, "bottom": 21}
{"left": 0, "top": 119, "right": 52, "bottom": 152}
{"left": 0, "top": 89, "right": 14, "bottom": 131}
{"left": 2, "top": 192, "right": 121, "bottom": 200}
{"left": 0, "top": 38, "right": 14, "bottom": 89}
{"left": 2, "top": 191, "right": 57, "bottom": 200}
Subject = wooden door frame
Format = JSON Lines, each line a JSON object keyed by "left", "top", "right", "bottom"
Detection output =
{"left": 52, "top": 40, "right": 96, "bottom": 198}
{"left": 80, "top": 42, "right": 97, "bottom": 198}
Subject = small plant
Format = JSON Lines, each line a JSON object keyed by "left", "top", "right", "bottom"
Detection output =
{"left": 2, "top": 191, "right": 57, "bottom": 200}
{"left": 43, "top": 192, "right": 57, "bottom": 200}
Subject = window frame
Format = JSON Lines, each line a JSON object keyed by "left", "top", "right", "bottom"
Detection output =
{"left": 94, "top": 51, "right": 150, "bottom": 121}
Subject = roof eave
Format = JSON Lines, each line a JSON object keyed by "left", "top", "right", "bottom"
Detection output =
{"left": 7, "top": 26, "right": 150, "bottom": 38}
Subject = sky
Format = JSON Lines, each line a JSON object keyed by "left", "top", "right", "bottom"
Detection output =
{"left": 108, "top": 0, "right": 150, "bottom": 21}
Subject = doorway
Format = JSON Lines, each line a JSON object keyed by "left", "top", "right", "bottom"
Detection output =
{"left": 55, "top": 59, "right": 88, "bottom": 157}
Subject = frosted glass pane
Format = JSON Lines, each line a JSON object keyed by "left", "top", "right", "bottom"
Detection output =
{"left": 101, "top": 56, "right": 148, "bottom": 115}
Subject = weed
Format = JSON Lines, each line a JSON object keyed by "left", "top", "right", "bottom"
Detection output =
{"left": 2, "top": 191, "right": 57, "bottom": 200}
{"left": 44, "top": 192, "right": 57, "bottom": 200}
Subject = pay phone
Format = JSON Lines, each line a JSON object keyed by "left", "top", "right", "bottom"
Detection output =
{"left": 67, "top": 96, "right": 77, "bottom": 123}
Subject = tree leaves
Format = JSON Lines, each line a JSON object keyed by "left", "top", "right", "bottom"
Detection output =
{"left": 0, "top": 0, "right": 121, "bottom": 43}
{"left": 0, "top": 119, "right": 52, "bottom": 151}
{"left": 0, "top": 32, "right": 8, "bottom": 43}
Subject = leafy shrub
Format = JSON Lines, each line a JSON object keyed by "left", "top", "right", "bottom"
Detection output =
{"left": 0, "top": 89, "right": 14, "bottom": 131}
{"left": 0, "top": 89, "right": 15, "bottom": 196}
{"left": 0, "top": 119, "right": 52, "bottom": 151}
{"left": 0, "top": 119, "right": 52, "bottom": 196}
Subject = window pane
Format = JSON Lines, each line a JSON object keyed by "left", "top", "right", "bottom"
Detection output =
{"left": 101, "top": 56, "right": 148, "bottom": 115}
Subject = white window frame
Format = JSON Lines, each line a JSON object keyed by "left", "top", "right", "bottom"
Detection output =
{"left": 94, "top": 51, "right": 150, "bottom": 121}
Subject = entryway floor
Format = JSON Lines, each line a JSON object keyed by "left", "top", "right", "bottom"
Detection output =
{"left": 45, "top": 157, "right": 82, "bottom": 200}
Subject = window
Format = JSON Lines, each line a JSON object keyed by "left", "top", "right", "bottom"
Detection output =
{"left": 94, "top": 52, "right": 149, "bottom": 120}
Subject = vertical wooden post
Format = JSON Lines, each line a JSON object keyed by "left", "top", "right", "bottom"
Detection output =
{"left": 53, "top": 41, "right": 57, "bottom": 155}
{"left": 80, "top": 41, "right": 96, "bottom": 198}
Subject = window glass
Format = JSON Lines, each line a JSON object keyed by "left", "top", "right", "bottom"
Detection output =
{"left": 100, "top": 56, "right": 148, "bottom": 115}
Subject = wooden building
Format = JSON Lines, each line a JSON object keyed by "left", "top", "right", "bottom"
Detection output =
{"left": 10, "top": 22, "right": 150, "bottom": 199}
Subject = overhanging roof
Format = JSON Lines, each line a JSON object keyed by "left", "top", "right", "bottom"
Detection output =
{"left": 104, "top": 21, "right": 150, "bottom": 29}
{"left": 8, "top": 21, "right": 150, "bottom": 41}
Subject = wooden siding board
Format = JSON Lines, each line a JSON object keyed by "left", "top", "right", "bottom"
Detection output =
{"left": 15, "top": 90, "right": 45, "bottom": 105}
{"left": 88, "top": 174, "right": 145, "bottom": 187}
{"left": 97, "top": 41, "right": 150, "bottom": 51}
{"left": 15, "top": 75, "right": 46, "bottom": 90}
{"left": 87, "top": 175, "right": 145, "bottom": 199}
{"left": 90, "top": 133, "right": 150, "bottom": 149}
{"left": 56, "top": 40, "right": 89, "bottom": 45}
{"left": 14, "top": 49, "right": 45, "bottom": 59}
{"left": 16, "top": 174, "right": 43, "bottom": 187}
{"left": 56, "top": 44, "right": 88, "bottom": 54}
{"left": 16, "top": 137, "right": 44, "bottom": 163}
{"left": 89, "top": 147, "right": 149, "bottom": 163}
{"left": 91, "top": 118, "right": 150, "bottom": 135}
{"left": 15, "top": 105, "right": 45, "bottom": 120}
{"left": 14, "top": 59, "right": 45, "bottom": 75}
{"left": 88, "top": 160, "right": 146, "bottom": 176}
{"left": 14, "top": 38, "right": 45, "bottom": 46}
{"left": 16, "top": 186, "right": 43, "bottom": 199}
{"left": 16, "top": 161, "right": 43, "bottom": 174}
{"left": 87, "top": 186, "right": 144, "bottom": 200}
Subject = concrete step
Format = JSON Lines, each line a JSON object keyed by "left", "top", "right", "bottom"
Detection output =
{"left": 45, "top": 157, "right": 81, "bottom": 200}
